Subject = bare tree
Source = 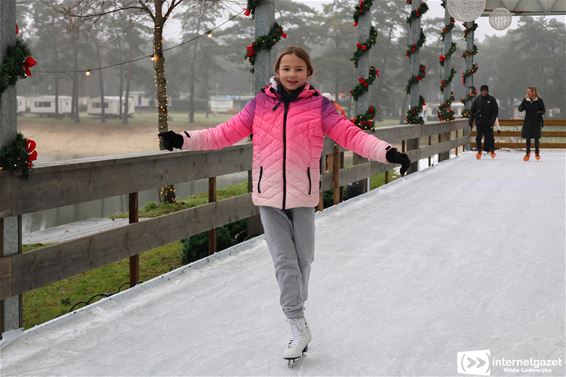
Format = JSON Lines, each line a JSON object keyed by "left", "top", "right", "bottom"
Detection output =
{"left": 48, "top": 0, "right": 223, "bottom": 203}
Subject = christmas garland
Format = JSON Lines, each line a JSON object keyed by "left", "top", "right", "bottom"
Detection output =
{"left": 441, "top": 17, "right": 455, "bottom": 41}
{"left": 353, "top": 0, "right": 374, "bottom": 27}
{"left": 0, "top": 28, "right": 36, "bottom": 95}
{"left": 406, "top": 1, "right": 429, "bottom": 25}
{"left": 406, "top": 29, "right": 426, "bottom": 57}
{"left": 405, "top": 96, "right": 425, "bottom": 125}
{"left": 244, "top": 0, "right": 258, "bottom": 17}
{"left": 460, "top": 86, "right": 477, "bottom": 104}
{"left": 463, "top": 22, "right": 478, "bottom": 39}
{"left": 439, "top": 42, "right": 456, "bottom": 66}
{"left": 437, "top": 92, "right": 455, "bottom": 121}
{"left": 440, "top": 68, "right": 456, "bottom": 93}
{"left": 351, "top": 105, "right": 376, "bottom": 131}
{"left": 0, "top": 133, "right": 37, "bottom": 179}
{"left": 351, "top": 26, "right": 377, "bottom": 68}
{"left": 406, "top": 64, "right": 426, "bottom": 94}
{"left": 462, "top": 45, "right": 478, "bottom": 59}
{"left": 245, "top": 22, "right": 287, "bottom": 72}
{"left": 461, "top": 63, "right": 478, "bottom": 85}
{"left": 350, "top": 66, "right": 379, "bottom": 101}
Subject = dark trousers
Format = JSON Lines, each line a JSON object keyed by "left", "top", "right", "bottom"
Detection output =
{"left": 525, "top": 138, "right": 540, "bottom": 154}
{"left": 476, "top": 123, "right": 494, "bottom": 152}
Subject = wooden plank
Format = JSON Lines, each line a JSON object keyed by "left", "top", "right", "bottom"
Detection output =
{"left": 499, "top": 119, "right": 566, "bottom": 126}
{"left": 471, "top": 131, "right": 566, "bottom": 137}
{"left": 472, "top": 142, "right": 566, "bottom": 149}
{"left": 0, "top": 194, "right": 258, "bottom": 299}
{"left": 0, "top": 145, "right": 253, "bottom": 218}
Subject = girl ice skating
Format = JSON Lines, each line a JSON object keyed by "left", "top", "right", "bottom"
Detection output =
{"left": 518, "top": 86, "right": 545, "bottom": 161}
{"left": 159, "top": 46, "right": 410, "bottom": 367}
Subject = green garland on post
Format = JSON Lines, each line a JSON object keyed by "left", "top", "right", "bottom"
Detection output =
{"left": 463, "top": 21, "right": 478, "bottom": 39}
{"left": 439, "top": 42, "right": 456, "bottom": 66}
{"left": 245, "top": 22, "right": 287, "bottom": 72}
{"left": 461, "top": 86, "right": 477, "bottom": 104}
{"left": 441, "top": 17, "right": 455, "bottom": 41}
{"left": 405, "top": 29, "right": 426, "bottom": 57}
{"left": 437, "top": 92, "right": 455, "bottom": 121}
{"left": 0, "top": 133, "right": 38, "bottom": 179}
{"left": 462, "top": 45, "right": 478, "bottom": 58}
{"left": 0, "top": 39, "right": 36, "bottom": 95}
{"left": 350, "top": 66, "right": 380, "bottom": 101}
{"left": 440, "top": 68, "right": 456, "bottom": 93}
{"left": 461, "top": 63, "right": 478, "bottom": 85}
{"left": 405, "top": 96, "right": 426, "bottom": 125}
{"left": 406, "top": 64, "right": 427, "bottom": 94}
{"left": 351, "top": 26, "right": 377, "bottom": 68}
{"left": 406, "top": 1, "right": 429, "bottom": 25}
{"left": 351, "top": 105, "right": 376, "bottom": 131}
{"left": 244, "top": 0, "right": 258, "bottom": 17}
{"left": 353, "top": 0, "right": 374, "bottom": 27}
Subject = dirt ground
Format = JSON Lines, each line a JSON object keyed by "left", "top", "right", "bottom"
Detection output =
{"left": 17, "top": 111, "right": 232, "bottom": 160}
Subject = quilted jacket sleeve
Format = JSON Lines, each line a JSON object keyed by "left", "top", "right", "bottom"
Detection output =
{"left": 321, "top": 98, "right": 391, "bottom": 164}
{"left": 181, "top": 98, "right": 255, "bottom": 150}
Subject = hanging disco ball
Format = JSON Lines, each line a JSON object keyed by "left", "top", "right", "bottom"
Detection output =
{"left": 447, "top": 0, "right": 487, "bottom": 22}
{"left": 489, "top": 7, "right": 512, "bottom": 30}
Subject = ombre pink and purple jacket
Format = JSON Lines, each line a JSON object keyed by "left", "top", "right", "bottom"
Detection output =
{"left": 182, "top": 80, "right": 391, "bottom": 209}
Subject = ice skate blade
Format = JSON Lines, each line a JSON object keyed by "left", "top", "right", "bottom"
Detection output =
{"left": 284, "top": 345, "right": 308, "bottom": 368}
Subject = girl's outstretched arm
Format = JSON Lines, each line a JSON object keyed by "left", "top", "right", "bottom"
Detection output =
{"left": 181, "top": 98, "right": 256, "bottom": 150}
{"left": 321, "top": 98, "right": 391, "bottom": 164}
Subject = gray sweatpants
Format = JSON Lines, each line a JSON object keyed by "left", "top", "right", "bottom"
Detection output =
{"left": 259, "top": 206, "right": 315, "bottom": 320}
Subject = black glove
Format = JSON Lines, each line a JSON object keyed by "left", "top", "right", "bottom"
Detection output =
{"left": 386, "top": 147, "right": 411, "bottom": 176}
{"left": 158, "top": 131, "right": 184, "bottom": 151}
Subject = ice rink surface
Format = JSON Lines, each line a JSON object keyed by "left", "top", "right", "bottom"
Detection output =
{"left": 1, "top": 151, "right": 565, "bottom": 376}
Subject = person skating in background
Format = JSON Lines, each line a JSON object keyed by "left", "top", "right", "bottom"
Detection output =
{"left": 518, "top": 87, "right": 545, "bottom": 161}
{"left": 469, "top": 85, "right": 499, "bottom": 159}
{"left": 322, "top": 92, "right": 347, "bottom": 117}
{"left": 158, "top": 46, "right": 411, "bottom": 367}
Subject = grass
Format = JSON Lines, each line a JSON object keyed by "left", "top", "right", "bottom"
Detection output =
{"left": 17, "top": 111, "right": 232, "bottom": 130}
{"left": 23, "top": 241, "right": 183, "bottom": 329}
{"left": 22, "top": 165, "right": 399, "bottom": 328}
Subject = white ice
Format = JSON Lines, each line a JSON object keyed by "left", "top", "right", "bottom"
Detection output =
{"left": 1, "top": 151, "right": 565, "bottom": 376}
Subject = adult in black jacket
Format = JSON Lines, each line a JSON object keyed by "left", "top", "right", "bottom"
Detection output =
{"left": 469, "top": 85, "right": 499, "bottom": 159}
{"left": 518, "top": 86, "right": 545, "bottom": 161}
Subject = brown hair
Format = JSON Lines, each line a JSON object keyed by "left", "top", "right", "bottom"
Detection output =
{"left": 528, "top": 86, "right": 538, "bottom": 99}
{"left": 274, "top": 46, "right": 314, "bottom": 76}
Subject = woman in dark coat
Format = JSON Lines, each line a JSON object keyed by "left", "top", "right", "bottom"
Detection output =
{"left": 518, "top": 86, "right": 545, "bottom": 161}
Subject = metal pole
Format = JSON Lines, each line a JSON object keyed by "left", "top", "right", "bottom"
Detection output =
{"left": 0, "top": 0, "right": 22, "bottom": 336}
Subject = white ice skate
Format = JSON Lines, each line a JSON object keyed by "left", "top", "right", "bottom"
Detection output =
{"left": 283, "top": 317, "right": 311, "bottom": 368}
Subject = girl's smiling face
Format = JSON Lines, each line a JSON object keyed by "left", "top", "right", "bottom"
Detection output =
{"left": 276, "top": 53, "right": 309, "bottom": 92}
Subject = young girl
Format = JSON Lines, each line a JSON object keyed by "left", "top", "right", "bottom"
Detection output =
{"left": 159, "top": 46, "right": 410, "bottom": 364}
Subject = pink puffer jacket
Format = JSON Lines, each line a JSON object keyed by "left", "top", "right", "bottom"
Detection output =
{"left": 182, "top": 80, "right": 391, "bottom": 209}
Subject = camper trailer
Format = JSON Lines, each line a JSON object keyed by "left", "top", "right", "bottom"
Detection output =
{"left": 87, "top": 96, "right": 136, "bottom": 117}
{"left": 30, "top": 96, "right": 72, "bottom": 116}
{"left": 129, "top": 91, "right": 151, "bottom": 109}
{"left": 209, "top": 95, "right": 254, "bottom": 114}
{"left": 17, "top": 96, "right": 26, "bottom": 113}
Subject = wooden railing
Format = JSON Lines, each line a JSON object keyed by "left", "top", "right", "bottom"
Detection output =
{"left": 0, "top": 120, "right": 469, "bottom": 307}
{"left": 471, "top": 119, "right": 566, "bottom": 149}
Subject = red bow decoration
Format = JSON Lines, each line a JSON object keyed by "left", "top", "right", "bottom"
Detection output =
{"left": 26, "top": 139, "right": 37, "bottom": 166}
{"left": 23, "top": 56, "right": 37, "bottom": 77}
{"left": 244, "top": 8, "right": 251, "bottom": 16}
{"left": 16, "top": 24, "right": 19, "bottom": 35}
{"left": 439, "top": 54, "right": 446, "bottom": 63}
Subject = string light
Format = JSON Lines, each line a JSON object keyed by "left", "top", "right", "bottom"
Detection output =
{"left": 33, "top": 12, "right": 242, "bottom": 76}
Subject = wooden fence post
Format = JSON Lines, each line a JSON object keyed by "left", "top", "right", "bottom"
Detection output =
{"left": 0, "top": 0, "right": 22, "bottom": 337}
{"left": 208, "top": 177, "right": 217, "bottom": 255}
{"left": 129, "top": 193, "right": 139, "bottom": 287}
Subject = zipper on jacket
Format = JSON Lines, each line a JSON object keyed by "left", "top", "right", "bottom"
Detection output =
{"left": 282, "top": 102, "right": 289, "bottom": 210}
{"left": 257, "top": 166, "right": 263, "bottom": 194}
{"left": 307, "top": 167, "right": 312, "bottom": 195}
